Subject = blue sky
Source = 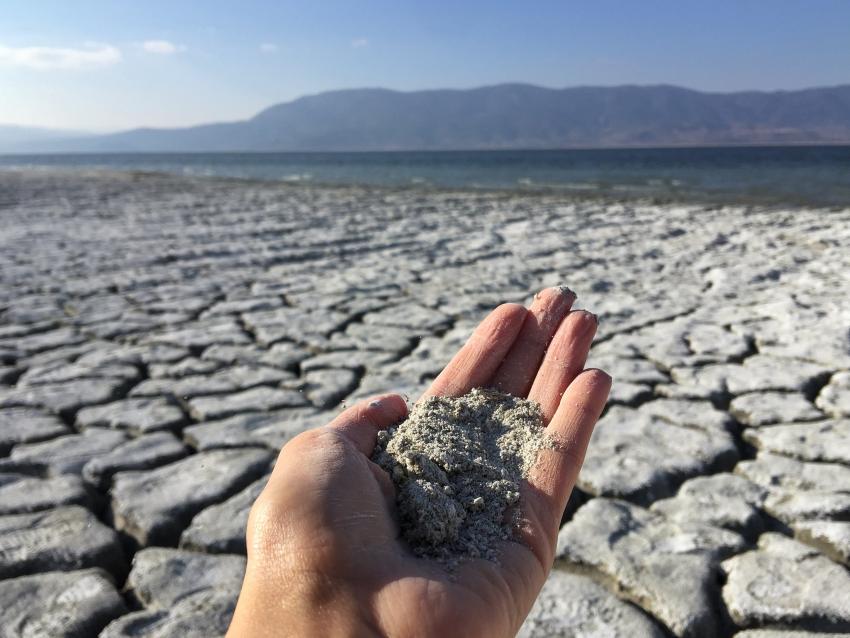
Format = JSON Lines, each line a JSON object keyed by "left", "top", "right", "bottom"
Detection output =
{"left": 2, "top": 0, "right": 849, "bottom": 131}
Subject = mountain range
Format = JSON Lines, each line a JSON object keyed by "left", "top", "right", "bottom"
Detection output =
{"left": 0, "top": 125, "right": 90, "bottom": 149}
{"left": 4, "top": 83, "right": 850, "bottom": 153}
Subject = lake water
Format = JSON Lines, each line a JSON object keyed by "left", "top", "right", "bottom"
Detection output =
{"left": 2, "top": 146, "right": 850, "bottom": 207}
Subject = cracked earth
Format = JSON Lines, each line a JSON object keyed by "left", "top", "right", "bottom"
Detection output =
{"left": 0, "top": 170, "right": 849, "bottom": 637}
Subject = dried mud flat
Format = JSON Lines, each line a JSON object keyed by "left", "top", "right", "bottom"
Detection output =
{"left": 0, "top": 169, "right": 849, "bottom": 637}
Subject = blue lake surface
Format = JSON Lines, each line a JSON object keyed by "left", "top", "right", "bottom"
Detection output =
{"left": 2, "top": 146, "right": 850, "bottom": 206}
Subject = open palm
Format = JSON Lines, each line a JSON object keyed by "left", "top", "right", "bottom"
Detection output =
{"left": 229, "top": 288, "right": 611, "bottom": 638}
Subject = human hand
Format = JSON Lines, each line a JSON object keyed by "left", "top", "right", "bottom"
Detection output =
{"left": 228, "top": 288, "right": 611, "bottom": 637}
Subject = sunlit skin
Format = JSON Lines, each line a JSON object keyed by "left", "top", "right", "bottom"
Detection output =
{"left": 227, "top": 287, "right": 611, "bottom": 638}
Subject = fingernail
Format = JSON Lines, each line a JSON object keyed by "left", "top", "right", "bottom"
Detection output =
{"left": 578, "top": 311, "right": 598, "bottom": 335}
{"left": 553, "top": 285, "right": 577, "bottom": 301}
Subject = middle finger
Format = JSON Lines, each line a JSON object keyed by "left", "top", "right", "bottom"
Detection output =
{"left": 491, "top": 286, "right": 576, "bottom": 397}
{"left": 527, "top": 310, "right": 598, "bottom": 423}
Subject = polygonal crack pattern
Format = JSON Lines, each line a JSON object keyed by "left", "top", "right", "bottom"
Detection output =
{"left": 0, "top": 170, "right": 848, "bottom": 636}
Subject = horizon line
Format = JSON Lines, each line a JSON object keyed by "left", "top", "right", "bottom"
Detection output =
{"left": 3, "top": 141, "right": 850, "bottom": 158}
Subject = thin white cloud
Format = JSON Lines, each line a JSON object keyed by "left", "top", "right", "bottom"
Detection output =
{"left": 141, "top": 40, "right": 186, "bottom": 55}
{"left": 0, "top": 42, "right": 121, "bottom": 70}
{"left": 259, "top": 43, "right": 278, "bottom": 53}
{"left": 351, "top": 38, "right": 369, "bottom": 48}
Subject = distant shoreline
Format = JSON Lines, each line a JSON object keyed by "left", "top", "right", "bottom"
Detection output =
{"left": 2, "top": 164, "right": 848, "bottom": 211}
{"left": 4, "top": 142, "right": 850, "bottom": 157}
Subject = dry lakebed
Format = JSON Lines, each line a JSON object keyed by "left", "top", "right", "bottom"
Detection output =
{"left": 0, "top": 169, "right": 849, "bottom": 637}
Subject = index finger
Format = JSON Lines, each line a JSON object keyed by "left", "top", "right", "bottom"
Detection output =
{"left": 423, "top": 303, "right": 527, "bottom": 399}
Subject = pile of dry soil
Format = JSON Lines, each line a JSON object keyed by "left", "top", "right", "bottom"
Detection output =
{"left": 372, "top": 388, "right": 549, "bottom": 567}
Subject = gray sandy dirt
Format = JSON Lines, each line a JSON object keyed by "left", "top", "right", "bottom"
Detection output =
{"left": 372, "top": 388, "right": 549, "bottom": 566}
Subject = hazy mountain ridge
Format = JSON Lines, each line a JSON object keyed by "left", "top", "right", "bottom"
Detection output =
{"left": 4, "top": 83, "right": 850, "bottom": 153}
{"left": 0, "top": 125, "right": 92, "bottom": 148}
